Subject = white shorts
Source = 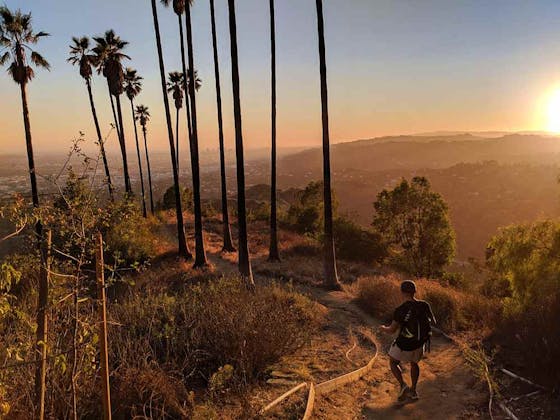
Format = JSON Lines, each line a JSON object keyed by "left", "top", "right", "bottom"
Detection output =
{"left": 388, "top": 343, "right": 424, "bottom": 363}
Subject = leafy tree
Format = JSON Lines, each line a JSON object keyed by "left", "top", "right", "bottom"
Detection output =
{"left": 67, "top": 36, "right": 113, "bottom": 200}
{"left": 286, "top": 181, "right": 337, "bottom": 235}
{"left": 159, "top": 185, "right": 194, "bottom": 213}
{"left": 487, "top": 220, "right": 560, "bottom": 305}
{"left": 333, "top": 217, "right": 387, "bottom": 264}
{"left": 373, "top": 176, "right": 455, "bottom": 278}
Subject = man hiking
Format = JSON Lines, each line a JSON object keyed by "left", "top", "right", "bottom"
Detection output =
{"left": 379, "top": 280, "right": 436, "bottom": 402}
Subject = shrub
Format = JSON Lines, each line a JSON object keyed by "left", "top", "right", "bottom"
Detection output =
{"left": 103, "top": 199, "right": 156, "bottom": 267}
{"left": 355, "top": 275, "right": 401, "bottom": 321}
{"left": 110, "top": 277, "right": 322, "bottom": 389}
{"left": 159, "top": 185, "right": 194, "bottom": 212}
{"left": 422, "top": 288, "right": 461, "bottom": 331}
{"left": 333, "top": 217, "right": 387, "bottom": 264}
{"left": 285, "top": 181, "right": 338, "bottom": 236}
{"left": 355, "top": 275, "right": 499, "bottom": 333}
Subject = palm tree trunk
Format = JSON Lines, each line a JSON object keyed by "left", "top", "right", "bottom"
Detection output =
{"left": 227, "top": 0, "right": 254, "bottom": 285}
{"left": 316, "top": 0, "right": 340, "bottom": 290}
{"left": 175, "top": 106, "right": 180, "bottom": 174}
{"left": 150, "top": 0, "right": 192, "bottom": 260}
{"left": 185, "top": 3, "right": 208, "bottom": 268}
{"left": 115, "top": 95, "right": 132, "bottom": 194}
{"left": 86, "top": 78, "right": 113, "bottom": 200}
{"left": 20, "top": 81, "right": 48, "bottom": 419}
{"left": 143, "top": 126, "right": 155, "bottom": 214}
{"left": 268, "top": 0, "right": 280, "bottom": 262}
{"left": 108, "top": 82, "right": 121, "bottom": 144}
{"left": 210, "top": 0, "right": 236, "bottom": 253}
{"left": 178, "top": 14, "right": 193, "bottom": 153}
{"left": 130, "top": 99, "right": 147, "bottom": 217}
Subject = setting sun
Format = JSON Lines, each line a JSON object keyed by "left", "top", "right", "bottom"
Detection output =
{"left": 547, "top": 88, "right": 560, "bottom": 133}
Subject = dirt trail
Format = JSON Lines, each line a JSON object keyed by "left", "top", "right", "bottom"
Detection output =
{"left": 158, "top": 219, "right": 489, "bottom": 419}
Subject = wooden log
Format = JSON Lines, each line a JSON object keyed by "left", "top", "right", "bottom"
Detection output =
{"left": 500, "top": 368, "right": 546, "bottom": 390}
{"left": 260, "top": 382, "right": 307, "bottom": 414}
{"left": 96, "top": 232, "right": 112, "bottom": 420}
{"left": 302, "top": 383, "right": 315, "bottom": 420}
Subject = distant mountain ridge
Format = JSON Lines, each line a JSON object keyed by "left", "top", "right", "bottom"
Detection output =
{"left": 282, "top": 133, "right": 560, "bottom": 175}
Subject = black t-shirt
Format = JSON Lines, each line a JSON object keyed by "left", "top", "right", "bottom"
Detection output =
{"left": 393, "top": 300, "right": 434, "bottom": 351}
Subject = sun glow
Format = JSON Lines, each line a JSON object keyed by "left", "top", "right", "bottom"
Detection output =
{"left": 547, "top": 88, "right": 560, "bottom": 133}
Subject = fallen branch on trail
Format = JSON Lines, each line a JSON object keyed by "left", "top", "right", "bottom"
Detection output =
{"left": 500, "top": 368, "right": 546, "bottom": 390}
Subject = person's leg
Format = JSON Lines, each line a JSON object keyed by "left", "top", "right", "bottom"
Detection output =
{"left": 410, "top": 362, "right": 420, "bottom": 391}
{"left": 390, "top": 357, "right": 405, "bottom": 387}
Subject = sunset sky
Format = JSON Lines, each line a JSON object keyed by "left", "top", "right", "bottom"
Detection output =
{"left": 2, "top": 0, "right": 560, "bottom": 156}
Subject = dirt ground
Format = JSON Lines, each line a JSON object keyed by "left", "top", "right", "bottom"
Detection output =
{"left": 154, "top": 216, "right": 494, "bottom": 419}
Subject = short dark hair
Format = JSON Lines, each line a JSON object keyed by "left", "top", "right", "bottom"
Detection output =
{"left": 401, "top": 280, "right": 416, "bottom": 294}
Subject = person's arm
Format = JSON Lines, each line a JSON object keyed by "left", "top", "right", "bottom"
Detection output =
{"left": 379, "top": 320, "right": 399, "bottom": 334}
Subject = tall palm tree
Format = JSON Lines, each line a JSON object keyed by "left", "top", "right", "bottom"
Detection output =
{"left": 135, "top": 105, "right": 155, "bottom": 215}
{"left": 167, "top": 71, "right": 184, "bottom": 171}
{"left": 0, "top": 6, "right": 50, "bottom": 417}
{"left": 150, "top": 0, "right": 192, "bottom": 259}
{"left": 124, "top": 68, "right": 147, "bottom": 217}
{"left": 227, "top": 0, "right": 254, "bottom": 285}
{"left": 183, "top": 0, "right": 207, "bottom": 268}
{"left": 315, "top": 0, "right": 340, "bottom": 290}
{"left": 92, "top": 30, "right": 132, "bottom": 194}
{"left": 268, "top": 0, "right": 280, "bottom": 261}
{"left": 68, "top": 36, "right": 114, "bottom": 200}
{"left": 209, "top": 0, "right": 235, "bottom": 253}
{"left": 160, "top": 0, "right": 193, "bottom": 159}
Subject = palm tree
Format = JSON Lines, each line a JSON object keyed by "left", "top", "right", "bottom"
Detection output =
{"left": 160, "top": 0, "right": 193, "bottom": 159}
{"left": 150, "top": 0, "right": 192, "bottom": 259}
{"left": 268, "top": 0, "right": 280, "bottom": 261}
{"left": 68, "top": 36, "right": 114, "bottom": 200}
{"left": 209, "top": 0, "right": 235, "bottom": 253}
{"left": 135, "top": 105, "right": 155, "bottom": 214}
{"left": 227, "top": 0, "right": 254, "bottom": 285}
{"left": 315, "top": 0, "right": 340, "bottom": 290}
{"left": 124, "top": 68, "right": 147, "bottom": 217}
{"left": 167, "top": 71, "right": 184, "bottom": 171}
{"left": 183, "top": 0, "right": 207, "bottom": 268}
{"left": 0, "top": 6, "right": 50, "bottom": 417}
{"left": 92, "top": 30, "right": 132, "bottom": 194}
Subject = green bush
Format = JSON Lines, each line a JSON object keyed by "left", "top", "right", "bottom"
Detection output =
{"left": 333, "top": 217, "right": 387, "bottom": 264}
{"left": 422, "top": 288, "right": 461, "bottom": 331}
{"left": 103, "top": 200, "right": 156, "bottom": 267}
{"left": 373, "top": 176, "right": 456, "bottom": 278}
{"left": 159, "top": 185, "right": 194, "bottom": 213}
{"left": 285, "top": 181, "right": 337, "bottom": 236}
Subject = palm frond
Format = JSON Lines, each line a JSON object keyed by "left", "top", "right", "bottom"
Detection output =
{"left": 30, "top": 51, "right": 50, "bottom": 70}
{"left": 0, "top": 51, "right": 10, "bottom": 66}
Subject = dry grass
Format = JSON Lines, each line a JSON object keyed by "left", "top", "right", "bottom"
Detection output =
{"left": 354, "top": 274, "right": 500, "bottom": 333}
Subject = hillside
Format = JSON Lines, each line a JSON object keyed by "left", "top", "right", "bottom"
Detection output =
{"left": 273, "top": 134, "right": 560, "bottom": 259}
